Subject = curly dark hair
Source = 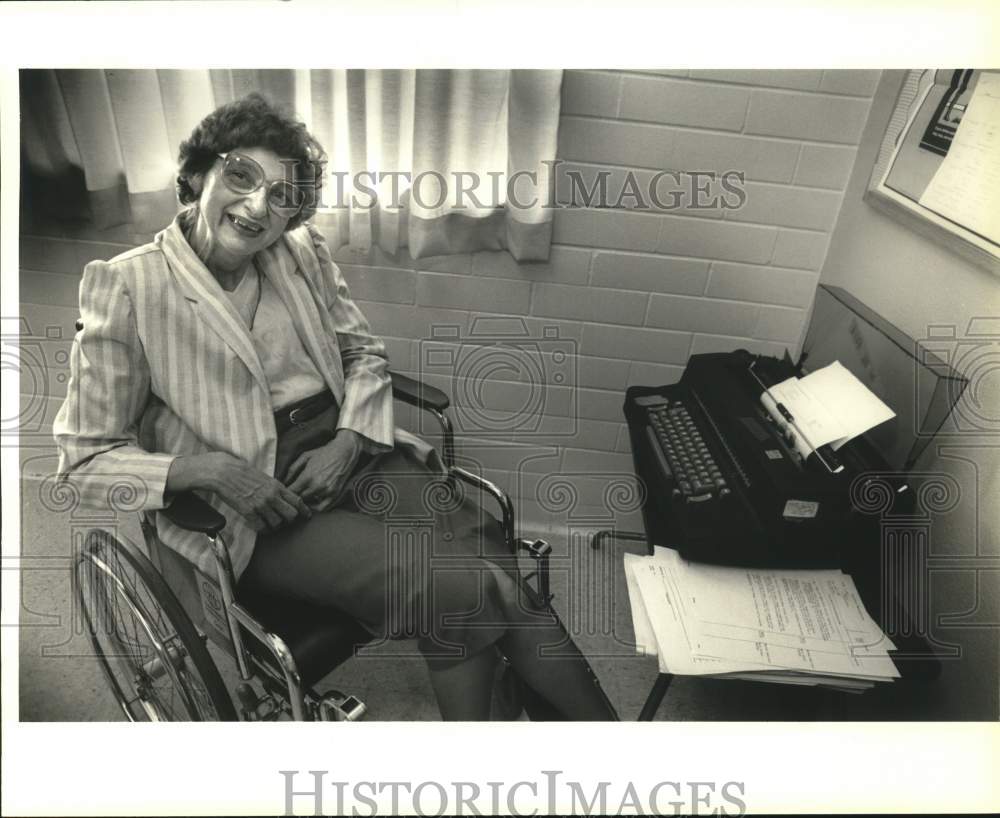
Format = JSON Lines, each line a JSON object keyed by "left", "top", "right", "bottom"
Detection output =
{"left": 176, "top": 93, "right": 326, "bottom": 230}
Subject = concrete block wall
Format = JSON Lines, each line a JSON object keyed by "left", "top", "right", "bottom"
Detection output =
{"left": 337, "top": 69, "right": 881, "bottom": 531}
{"left": 18, "top": 69, "right": 880, "bottom": 534}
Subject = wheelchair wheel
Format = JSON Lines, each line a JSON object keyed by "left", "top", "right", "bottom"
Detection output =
{"left": 75, "top": 529, "right": 237, "bottom": 721}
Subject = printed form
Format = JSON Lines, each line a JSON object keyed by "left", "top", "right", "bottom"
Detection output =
{"left": 628, "top": 555, "right": 772, "bottom": 676}
{"left": 678, "top": 558, "right": 899, "bottom": 679}
{"left": 624, "top": 547, "right": 899, "bottom": 684}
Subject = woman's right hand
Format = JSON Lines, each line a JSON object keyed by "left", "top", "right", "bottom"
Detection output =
{"left": 167, "top": 452, "right": 312, "bottom": 531}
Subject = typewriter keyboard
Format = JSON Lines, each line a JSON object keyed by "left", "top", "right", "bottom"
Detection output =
{"left": 646, "top": 401, "right": 730, "bottom": 501}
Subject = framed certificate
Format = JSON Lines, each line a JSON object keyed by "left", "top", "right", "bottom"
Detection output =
{"left": 866, "top": 69, "right": 1000, "bottom": 275}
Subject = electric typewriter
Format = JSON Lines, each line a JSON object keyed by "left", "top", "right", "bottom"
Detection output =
{"left": 624, "top": 286, "right": 966, "bottom": 569}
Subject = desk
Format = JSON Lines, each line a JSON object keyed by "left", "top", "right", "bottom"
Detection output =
{"left": 593, "top": 383, "right": 943, "bottom": 720}
{"left": 593, "top": 533, "right": 942, "bottom": 720}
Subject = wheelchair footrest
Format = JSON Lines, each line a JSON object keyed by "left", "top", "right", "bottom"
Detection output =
{"left": 515, "top": 538, "right": 553, "bottom": 606}
{"left": 516, "top": 538, "right": 552, "bottom": 559}
{"left": 318, "top": 690, "right": 367, "bottom": 722}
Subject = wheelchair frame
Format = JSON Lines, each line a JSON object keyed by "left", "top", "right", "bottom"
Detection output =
{"left": 76, "top": 372, "right": 554, "bottom": 722}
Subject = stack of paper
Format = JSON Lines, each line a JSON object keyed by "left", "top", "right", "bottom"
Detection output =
{"left": 624, "top": 547, "right": 900, "bottom": 691}
{"left": 760, "top": 360, "right": 896, "bottom": 462}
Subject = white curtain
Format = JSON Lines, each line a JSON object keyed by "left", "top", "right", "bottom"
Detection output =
{"left": 20, "top": 69, "right": 563, "bottom": 261}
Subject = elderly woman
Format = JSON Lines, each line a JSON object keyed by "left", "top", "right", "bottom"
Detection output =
{"left": 54, "top": 94, "right": 617, "bottom": 721}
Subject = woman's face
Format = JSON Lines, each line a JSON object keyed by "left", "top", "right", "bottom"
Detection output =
{"left": 194, "top": 146, "right": 294, "bottom": 267}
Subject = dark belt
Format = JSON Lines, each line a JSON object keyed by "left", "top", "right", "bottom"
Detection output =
{"left": 273, "top": 390, "right": 337, "bottom": 435}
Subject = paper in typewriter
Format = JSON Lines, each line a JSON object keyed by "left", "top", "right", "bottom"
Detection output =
{"left": 766, "top": 361, "right": 895, "bottom": 452}
{"left": 796, "top": 361, "right": 896, "bottom": 450}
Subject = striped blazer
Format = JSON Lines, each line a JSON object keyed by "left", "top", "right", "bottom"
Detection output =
{"left": 54, "top": 213, "right": 434, "bottom": 578}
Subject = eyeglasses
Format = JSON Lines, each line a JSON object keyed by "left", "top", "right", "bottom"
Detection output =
{"left": 216, "top": 152, "right": 307, "bottom": 218}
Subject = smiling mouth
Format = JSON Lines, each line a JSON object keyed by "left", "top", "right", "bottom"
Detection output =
{"left": 226, "top": 213, "right": 265, "bottom": 236}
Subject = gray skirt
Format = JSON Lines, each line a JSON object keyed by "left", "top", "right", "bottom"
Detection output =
{"left": 239, "top": 427, "right": 519, "bottom": 664}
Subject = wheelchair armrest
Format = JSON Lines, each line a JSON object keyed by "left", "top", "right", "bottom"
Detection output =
{"left": 161, "top": 491, "right": 227, "bottom": 537}
{"left": 450, "top": 466, "right": 515, "bottom": 551}
{"left": 390, "top": 371, "right": 450, "bottom": 413}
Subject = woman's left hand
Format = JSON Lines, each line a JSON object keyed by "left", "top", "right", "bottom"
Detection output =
{"left": 285, "top": 429, "right": 364, "bottom": 511}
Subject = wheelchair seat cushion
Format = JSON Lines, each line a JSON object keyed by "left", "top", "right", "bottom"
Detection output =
{"left": 237, "top": 586, "right": 373, "bottom": 688}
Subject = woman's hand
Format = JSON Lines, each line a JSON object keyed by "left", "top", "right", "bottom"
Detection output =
{"left": 284, "top": 429, "right": 364, "bottom": 511}
{"left": 167, "top": 452, "right": 312, "bottom": 531}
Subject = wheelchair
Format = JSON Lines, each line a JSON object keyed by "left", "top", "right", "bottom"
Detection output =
{"left": 73, "top": 370, "right": 554, "bottom": 722}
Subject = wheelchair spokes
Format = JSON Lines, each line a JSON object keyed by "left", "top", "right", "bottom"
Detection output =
{"left": 74, "top": 531, "right": 236, "bottom": 721}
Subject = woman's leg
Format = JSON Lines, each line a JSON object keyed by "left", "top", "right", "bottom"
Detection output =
{"left": 424, "top": 646, "right": 498, "bottom": 721}
{"left": 414, "top": 560, "right": 617, "bottom": 721}
{"left": 242, "top": 448, "right": 616, "bottom": 721}
{"left": 487, "top": 566, "right": 619, "bottom": 721}
{"left": 241, "top": 498, "right": 513, "bottom": 722}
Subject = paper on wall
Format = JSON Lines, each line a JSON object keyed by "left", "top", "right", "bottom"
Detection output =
{"left": 918, "top": 71, "right": 1000, "bottom": 246}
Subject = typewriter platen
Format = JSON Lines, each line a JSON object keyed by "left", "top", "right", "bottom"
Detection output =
{"left": 625, "top": 350, "right": 907, "bottom": 567}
